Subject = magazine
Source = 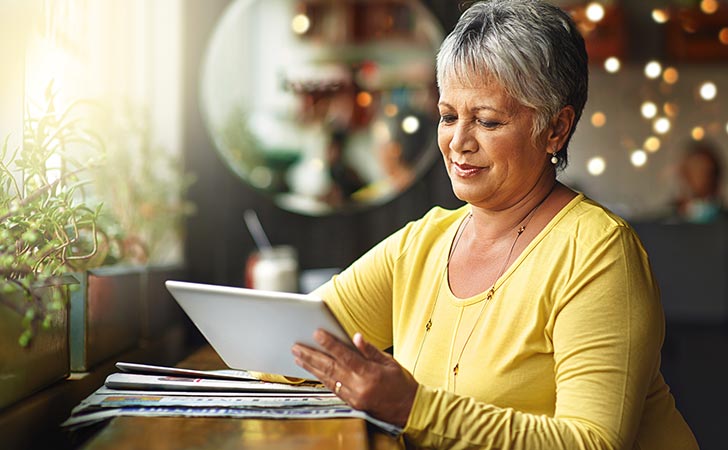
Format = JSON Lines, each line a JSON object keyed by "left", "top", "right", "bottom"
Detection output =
{"left": 104, "top": 373, "right": 329, "bottom": 394}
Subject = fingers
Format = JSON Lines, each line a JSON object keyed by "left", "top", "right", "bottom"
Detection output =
{"left": 291, "top": 343, "right": 337, "bottom": 381}
{"left": 293, "top": 331, "right": 418, "bottom": 427}
{"left": 313, "top": 329, "right": 368, "bottom": 372}
{"left": 309, "top": 330, "right": 391, "bottom": 379}
{"left": 291, "top": 331, "right": 382, "bottom": 395}
{"left": 353, "top": 332, "right": 388, "bottom": 362}
{"left": 291, "top": 344, "right": 354, "bottom": 402}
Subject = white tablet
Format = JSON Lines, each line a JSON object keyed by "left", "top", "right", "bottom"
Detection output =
{"left": 165, "top": 280, "right": 353, "bottom": 380}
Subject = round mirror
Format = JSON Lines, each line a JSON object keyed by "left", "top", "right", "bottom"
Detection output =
{"left": 200, "top": 0, "right": 444, "bottom": 215}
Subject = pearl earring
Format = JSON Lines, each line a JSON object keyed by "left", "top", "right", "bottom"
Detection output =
{"left": 550, "top": 152, "right": 559, "bottom": 165}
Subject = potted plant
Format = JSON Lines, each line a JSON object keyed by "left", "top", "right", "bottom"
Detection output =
{"left": 0, "top": 84, "right": 105, "bottom": 409}
{"left": 1, "top": 81, "right": 195, "bottom": 398}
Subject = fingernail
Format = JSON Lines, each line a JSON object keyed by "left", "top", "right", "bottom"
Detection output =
{"left": 291, "top": 346, "right": 300, "bottom": 357}
{"left": 314, "top": 329, "right": 326, "bottom": 344}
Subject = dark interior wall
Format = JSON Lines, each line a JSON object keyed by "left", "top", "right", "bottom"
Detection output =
{"left": 182, "top": 0, "right": 463, "bottom": 287}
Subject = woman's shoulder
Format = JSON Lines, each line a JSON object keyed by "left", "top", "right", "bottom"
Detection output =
{"left": 406, "top": 204, "right": 469, "bottom": 235}
{"left": 543, "top": 194, "right": 651, "bottom": 274}
{"left": 391, "top": 204, "right": 469, "bottom": 253}
{"left": 553, "top": 194, "right": 636, "bottom": 241}
{"left": 421, "top": 204, "right": 470, "bottom": 224}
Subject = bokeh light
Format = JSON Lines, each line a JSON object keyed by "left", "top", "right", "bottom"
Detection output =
{"left": 586, "top": 2, "right": 605, "bottom": 22}
{"left": 291, "top": 14, "right": 311, "bottom": 34}
{"left": 691, "top": 126, "right": 705, "bottom": 141}
{"left": 641, "top": 102, "right": 658, "bottom": 119}
{"left": 653, "top": 117, "right": 671, "bottom": 134}
{"left": 630, "top": 150, "right": 648, "bottom": 167}
{"left": 604, "top": 57, "right": 621, "bottom": 73}
{"left": 587, "top": 157, "right": 606, "bottom": 176}
{"left": 384, "top": 103, "right": 398, "bottom": 117}
{"left": 644, "top": 61, "right": 662, "bottom": 79}
{"left": 591, "top": 111, "right": 607, "bottom": 127}
{"left": 644, "top": 136, "right": 661, "bottom": 153}
{"left": 699, "top": 82, "right": 717, "bottom": 101}
{"left": 700, "top": 0, "right": 719, "bottom": 14}
{"left": 720, "top": 28, "right": 728, "bottom": 45}
{"left": 402, "top": 115, "right": 420, "bottom": 134}
{"left": 652, "top": 8, "right": 669, "bottom": 24}
{"left": 356, "top": 91, "right": 373, "bottom": 107}
{"left": 663, "top": 67, "right": 679, "bottom": 84}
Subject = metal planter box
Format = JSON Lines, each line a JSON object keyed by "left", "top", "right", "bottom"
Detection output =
{"left": 140, "top": 265, "right": 186, "bottom": 340}
{"left": 70, "top": 266, "right": 143, "bottom": 372}
{"left": 0, "top": 283, "right": 71, "bottom": 410}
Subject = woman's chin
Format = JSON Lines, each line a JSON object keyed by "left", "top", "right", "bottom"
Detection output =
{"left": 450, "top": 182, "right": 485, "bottom": 205}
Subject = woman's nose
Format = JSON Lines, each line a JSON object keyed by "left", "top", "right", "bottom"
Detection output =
{"left": 448, "top": 122, "right": 477, "bottom": 154}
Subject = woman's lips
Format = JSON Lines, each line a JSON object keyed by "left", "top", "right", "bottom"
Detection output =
{"left": 451, "top": 162, "right": 486, "bottom": 177}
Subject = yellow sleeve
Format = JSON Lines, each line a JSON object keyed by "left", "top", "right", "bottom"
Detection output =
{"left": 403, "top": 226, "right": 675, "bottom": 449}
{"left": 313, "top": 222, "right": 413, "bottom": 350}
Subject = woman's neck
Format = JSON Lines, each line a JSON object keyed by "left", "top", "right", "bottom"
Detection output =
{"left": 467, "top": 179, "right": 559, "bottom": 241}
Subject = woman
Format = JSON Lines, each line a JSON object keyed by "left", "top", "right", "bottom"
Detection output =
{"left": 292, "top": 1, "right": 698, "bottom": 448}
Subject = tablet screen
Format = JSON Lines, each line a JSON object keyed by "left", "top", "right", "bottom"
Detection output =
{"left": 166, "top": 280, "right": 352, "bottom": 380}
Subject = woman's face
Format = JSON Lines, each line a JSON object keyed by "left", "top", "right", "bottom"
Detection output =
{"left": 437, "top": 77, "right": 551, "bottom": 210}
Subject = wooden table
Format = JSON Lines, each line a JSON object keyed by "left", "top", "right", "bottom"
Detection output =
{"left": 79, "top": 346, "right": 403, "bottom": 450}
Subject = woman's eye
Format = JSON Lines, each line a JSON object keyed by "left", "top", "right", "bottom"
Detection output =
{"left": 439, "top": 115, "right": 456, "bottom": 124}
{"left": 478, "top": 120, "right": 502, "bottom": 129}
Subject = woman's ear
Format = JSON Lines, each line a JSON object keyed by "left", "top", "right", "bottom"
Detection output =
{"left": 547, "top": 106, "right": 576, "bottom": 153}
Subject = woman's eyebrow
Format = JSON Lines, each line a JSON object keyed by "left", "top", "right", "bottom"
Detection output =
{"left": 437, "top": 101, "right": 506, "bottom": 115}
{"left": 472, "top": 105, "right": 507, "bottom": 115}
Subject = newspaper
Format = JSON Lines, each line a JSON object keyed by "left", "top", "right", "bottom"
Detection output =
{"left": 63, "top": 404, "right": 402, "bottom": 436}
{"left": 63, "top": 365, "right": 403, "bottom": 437}
{"left": 72, "top": 389, "right": 344, "bottom": 415}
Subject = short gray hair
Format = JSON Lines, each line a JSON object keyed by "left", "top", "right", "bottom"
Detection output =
{"left": 436, "top": 0, "right": 588, "bottom": 168}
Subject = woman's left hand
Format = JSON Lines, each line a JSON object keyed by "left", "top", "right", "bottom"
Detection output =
{"left": 292, "top": 329, "right": 418, "bottom": 428}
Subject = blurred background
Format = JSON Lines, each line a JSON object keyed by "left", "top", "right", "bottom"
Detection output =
{"left": 1, "top": 0, "right": 727, "bottom": 448}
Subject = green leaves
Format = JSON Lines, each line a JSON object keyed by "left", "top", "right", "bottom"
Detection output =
{"left": 1, "top": 83, "right": 104, "bottom": 346}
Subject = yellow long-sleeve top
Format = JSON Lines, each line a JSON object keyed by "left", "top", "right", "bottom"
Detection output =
{"left": 315, "top": 194, "right": 698, "bottom": 449}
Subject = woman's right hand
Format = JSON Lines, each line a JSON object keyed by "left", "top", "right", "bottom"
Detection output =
{"left": 292, "top": 330, "right": 418, "bottom": 428}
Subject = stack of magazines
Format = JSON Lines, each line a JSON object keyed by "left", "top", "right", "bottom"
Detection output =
{"left": 62, "top": 362, "right": 401, "bottom": 435}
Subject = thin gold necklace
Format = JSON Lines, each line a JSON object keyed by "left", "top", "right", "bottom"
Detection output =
{"left": 411, "top": 184, "right": 556, "bottom": 390}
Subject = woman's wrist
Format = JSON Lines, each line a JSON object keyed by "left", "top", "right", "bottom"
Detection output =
{"left": 392, "top": 381, "right": 419, "bottom": 428}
